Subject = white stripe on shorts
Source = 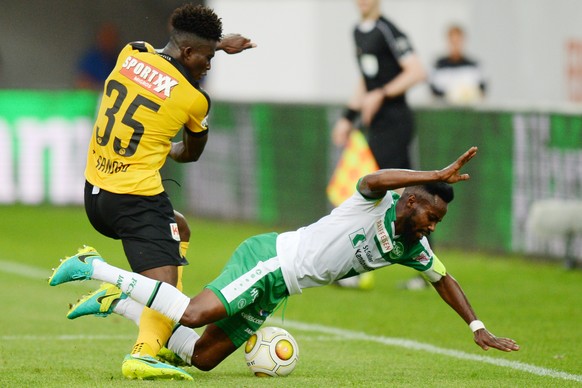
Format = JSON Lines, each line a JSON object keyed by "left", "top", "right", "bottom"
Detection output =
{"left": 221, "top": 257, "right": 280, "bottom": 303}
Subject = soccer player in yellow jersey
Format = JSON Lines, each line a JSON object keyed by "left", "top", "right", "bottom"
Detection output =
{"left": 81, "top": 4, "right": 255, "bottom": 380}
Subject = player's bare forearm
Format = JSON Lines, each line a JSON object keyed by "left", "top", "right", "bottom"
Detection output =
{"left": 432, "top": 274, "right": 478, "bottom": 324}
{"left": 170, "top": 133, "right": 207, "bottom": 163}
{"left": 169, "top": 142, "right": 203, "bottom": 163}
{"left": 359, "top": 147, "right": 478, "bottom": 198}
{"left": 432, "top": 274, "right": 520, "bottom": 352}
{"left": 169, "top": 142, "right": 191, "bottom": 163}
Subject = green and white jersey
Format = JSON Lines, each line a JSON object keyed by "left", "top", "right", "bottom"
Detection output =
{"left": 277, "top": 189, "right": 447, "bottom": 295}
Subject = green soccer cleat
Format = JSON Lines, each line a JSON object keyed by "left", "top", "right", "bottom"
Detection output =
{"left": 48, "top": 246, "right": 104, "bottom": 286}
{"left": 156, "top": 346, "right": 188, "bottom": 367}
{"left": 121, "top": 354, "right": 193, "bottom": 380}
{"left": 67, "top": 282, "right": 127, "bottom": 319}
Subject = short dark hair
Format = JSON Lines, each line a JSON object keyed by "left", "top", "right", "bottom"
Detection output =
{"left": 170, "top": 4, "right": 223, "bottom": 42}
{"left": 422, "top": 182, "right": 454, "bottom": 203}
{"left": 447, "top": 24, "right": 465, "bottom": 37}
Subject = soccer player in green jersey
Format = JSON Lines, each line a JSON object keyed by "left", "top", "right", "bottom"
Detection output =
{"left": 50, "top": 146, "right": 519, "bottom": 375}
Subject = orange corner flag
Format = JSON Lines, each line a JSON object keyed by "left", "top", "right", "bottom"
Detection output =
{"left": 326, "top": 130, "right": 379, "bottom": 207}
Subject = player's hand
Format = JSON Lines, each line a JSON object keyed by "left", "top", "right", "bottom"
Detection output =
{"left": 437, "top": 146, "right": 478, "bottom": 183}
{"left": 473, "top": 328, "right": 520, "bottom": 352}
{"left": 218, "top": 33, "right": 256, "bottom": 54}
{"left": 361, "top": 89, "right": 384, "bottom": 127}
{"left": 331, "top": 118, "right": 353, "bottom": 147}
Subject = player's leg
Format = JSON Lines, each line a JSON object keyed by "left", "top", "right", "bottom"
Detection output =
{"left": 131, "top": 210, "right": 191, "bottom": 360}
{"left": 367, "top": 103, "right": 414, "bottom": 170}
{"left": 121, "top": 286, "right": 225, "bottom": 380}
{"left": 118, "top": 194, "right": 186, "bottom": 358}
{"left": 67, "top": 210, "right": 191, "bottom": 322}
{"left": 174, "top": 210, "right": 191, "bottom": 287}
{"left": 50, "top": 232, "right": 287, "bottom": 372}
{"left": 166, "top": 296, "right": 280, "bottom": 371}
{"left": 179, "top": 232, "right": 289, "bottom": 370}
{"left": 187, "top": 324, "right": 238, "bottom": 371}
{"left": 51, "top": 253, "right": 226, "bottom": 326}
{"left": 84, "top": 185, "right": 191, "bottom": 379}
{"left": 130, "top": 265, "right": 178, "bottom": 356}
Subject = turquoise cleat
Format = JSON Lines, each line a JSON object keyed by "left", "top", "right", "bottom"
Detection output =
{"left": 121, "top": 354, "right": 193, "bottom": 380}
{"left": 67, "top": 282, "right": 127, "bottom": 319}
{"left": 48, "top": 246, "right": 104, "bottom": 286}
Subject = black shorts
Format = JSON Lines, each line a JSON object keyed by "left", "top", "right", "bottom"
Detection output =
{"left": 84, "top": 181, "right": 188, "bottom": 273}
{"left": 367, "top": 102, "right": 414, "bottom": 169}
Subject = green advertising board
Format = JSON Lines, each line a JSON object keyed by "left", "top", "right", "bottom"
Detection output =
{"left": 1, "top": 91, "right": 581, "bottom": 262}
{"left": 0, "top": 90, "right": 98, "bottom": 204}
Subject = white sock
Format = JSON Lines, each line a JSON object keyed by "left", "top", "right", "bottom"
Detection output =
{"left": 113, "top": 298, "right": 144, "bottom": 325}
{"left": 91, "top": 260, "right": 190, "bottom": 323}
{"left": 168, "top": 325, "right": 199, "bottom": 365}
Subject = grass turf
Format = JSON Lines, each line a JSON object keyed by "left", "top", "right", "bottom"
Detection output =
{"left": 1, "top": 205, "right": 581, "bottom": 387}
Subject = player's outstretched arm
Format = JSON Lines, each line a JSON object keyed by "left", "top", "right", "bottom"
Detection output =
{"left": 359, "top": 146, "right": 478, "bottom": 198}
{"left": 431, "top": 273, "right": 520, "bottom": 352}
{"left": 217, "top": 33, "right": 256, "bottom": 54}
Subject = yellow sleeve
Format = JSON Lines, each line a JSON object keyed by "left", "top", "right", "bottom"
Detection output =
{"left": 421, "top": 254, "right": 447, "bottom": 283}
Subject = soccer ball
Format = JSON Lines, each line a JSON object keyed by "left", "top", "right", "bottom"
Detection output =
{"left": 244, "top": 326, "right": 299, "bottom": 377}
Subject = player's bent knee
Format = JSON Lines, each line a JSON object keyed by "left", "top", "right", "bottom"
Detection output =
{"left": 191, "top": 346, "right": 230, "bottom": 371}
{"left": 191, "top": 356, "right": 220, "bottom": 372}
{"left": 180, "top": 305, "right": 217, "bottom": 328}
{"left": 180, "top": 289, "right": 227, "bottom": 329}
{"left": 179, "top": 309, "right": 204, "bottom": 328}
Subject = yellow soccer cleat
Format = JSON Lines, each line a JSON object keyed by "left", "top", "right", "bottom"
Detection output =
{"left": 156, "top": 347, "right": 188, "bottom": 367}
{"left": 121, "top": 354, "right": 193, "bottom": 380}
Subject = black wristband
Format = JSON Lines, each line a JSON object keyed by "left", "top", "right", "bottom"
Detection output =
{"left": 342, "top": 107, "right": 360, "bottom": 123}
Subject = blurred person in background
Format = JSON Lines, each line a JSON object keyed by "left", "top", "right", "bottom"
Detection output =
{"left": 331, "top": 0, "right": 426, "bottom": 290}
{"left": 0, "top": 50, "right": 3, "bottom": 86}
{"left": 69, "top": 3, "right": 255, "bottom": 381}
{"left": 75, "top": 22, "right": 121, "bottom": 90}
{"left": 429, "top": 24, "right": 487, "bottom": 105}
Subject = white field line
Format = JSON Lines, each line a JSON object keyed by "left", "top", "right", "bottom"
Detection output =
{"left": 0, "top": 260, "right": 53, "bottom": 279}
{"left": 0, "top": 259, "right": 102, "bottom": 288}
{"left": 1, "top": 334, "right": 134, "bottom": 341}
{"left": 269, "top": 318, "right": 582, "bottom": 384}
{"left": 3, "top": 260, "right": 582, "bottom": 383}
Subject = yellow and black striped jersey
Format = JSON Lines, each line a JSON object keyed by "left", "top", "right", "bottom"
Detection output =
{"left": 85, "top": 41, "right": 210, "bottom": 195}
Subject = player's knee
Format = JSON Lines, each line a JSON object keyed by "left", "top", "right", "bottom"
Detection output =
{"left": 180, "top": 290, "right": 226, "bottom": 328}
{"left": 179, "top": 309, "right": 203, "bottom": 328}
{"left": 179, "top": 305, "right": 213, "bottom": 328}
{"left": 190, "top": 346, "right": 223, "bottom": 371}
{"left": 191, "top": 356, "right": 219, "bottom": 372}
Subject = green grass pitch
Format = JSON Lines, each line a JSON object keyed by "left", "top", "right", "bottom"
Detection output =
{"left": 1, "top": 205, "right": 581, "bottom": 387}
